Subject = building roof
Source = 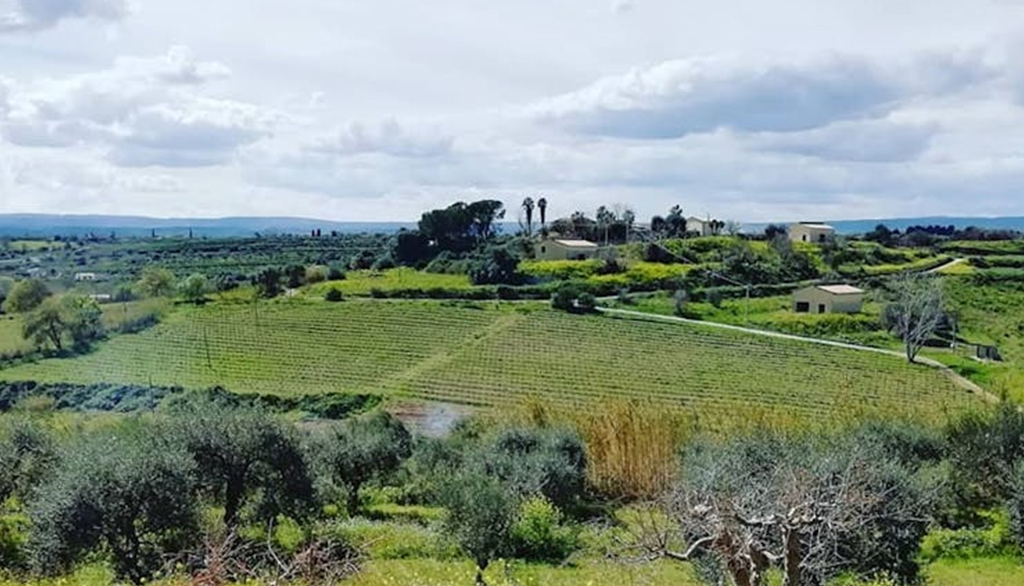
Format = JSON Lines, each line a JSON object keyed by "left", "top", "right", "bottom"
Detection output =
{"left": 552, "top": 239, "right": 599, "bottom": 248}
{"left": 794, "top": 222, "right": 835, "bottom": 230}
{"left": 816, "top": 284, "right": 864, "bottom": 295}
{"left": 686, "top": 216, "right": 707, "bottom": 223}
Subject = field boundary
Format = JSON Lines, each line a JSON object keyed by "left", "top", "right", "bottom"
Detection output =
{"left": 597, "top": 307, "right": 995, "bottom": 402}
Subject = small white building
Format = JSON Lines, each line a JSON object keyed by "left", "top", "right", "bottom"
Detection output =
{"left": 793, "top": 284, "right": 865, "bottom": 314}
{"left": 534, "top": 239, "right": 600, "bottom": 261}
{"left": 88, "top": 294, "right": 113, "bottom": 304}
{"left": 686, "top": 217, "right": 714, "bottom": 237}
{"left": 789, "top": 222, "right": 836, "bottom": 244}
{"left": 74, "top": 272, "right": 98, "bottom": 282}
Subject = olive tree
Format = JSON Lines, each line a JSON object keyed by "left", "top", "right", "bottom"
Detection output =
{"left": 162, "top": 397, "right": 315, "bottom": 527}
{"left": 0, "top": 418, "right": 57, "bottom": 503}
{"left": 440, "top": 471, "right": 517, "bottom": 586}
{"left": 314, "top": 411, "right": 412, "bottom": 517}
{"left": 646, "top": 432, "right": 931, "bottom": 586}
{"left": 29, "top": 433, "right": 198, "bottom": 584}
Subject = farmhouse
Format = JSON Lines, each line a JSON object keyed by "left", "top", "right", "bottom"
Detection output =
{"left": 88, "top": 294, "right": 113, "bottom": 304}
{"left": 793, "top": 284, "right": 865, "bottom": 314}
{"left": 74, "top": 272, "right": 98, "bottom": 282}
{"left": 534, "top": 239, "right": 600, "bottom": 261}
{"left": 789, "top": 222, "right": 836, "bottom": 244}
{"left": 686, "top": 216, "right": 714, "bottom": 236}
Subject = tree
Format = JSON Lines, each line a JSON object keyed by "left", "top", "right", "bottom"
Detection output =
{"left": 22, "top": 298, "right": 65, "bottom": 351}
{"left": 314, "top": 411, "right": 412, "bottom": 517}
{"left": 649, "top": 432, "right": 931, "bottom": 586}
{"left": 884, "top": 273, "right": 946, "bottom": 363}
{"left": 946, "top": 403, "right": 1024, "bottom": 509}
{"left": 820, "top": 235, "right": 856, "bottom": 272}
{"left": 3, "top": 279, "right": 50, "bottom": 313}
{"left": 29, "top": 433, "right": 198, "bottom": 584}
{"left": 255, "top": 267, "right": 283, "bottom": 298}
{"left": 440, "top": 471, "right": 517, "bottom": 586}
{"left": 521, "top": 197, "right": 535, "bottom": 236}
{"left": 764, "top": 224, "right": 788, "bottom": 240}
{"left": 666, "top": 206, "right": 686, "bottom": 237}
{"left": 179, "top": 273, "right": 209, "bottom": 305}
{"left": 468, "top": 247, "right": 523, "bottom": 285}
{"left": 136, "top": 267, "right": 175, "bottom": 298}
{"left": 163, "top": 397, "right": 315, "bottom": 527}
{"left": 537, "top": 197, "right": 548, "bottom": 228}
{"left": 724, "top": 220, "right": 743, "bottom": 236}
{"left": 0, "top": 418, "right": 56, "bottom": 504}
{"left": 60, "top": 295, "right": 104, "bottom": 349}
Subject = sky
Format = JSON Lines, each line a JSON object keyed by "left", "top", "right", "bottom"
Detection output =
{"left": 1, "top": 0, "right": 1024, "bottom": 222}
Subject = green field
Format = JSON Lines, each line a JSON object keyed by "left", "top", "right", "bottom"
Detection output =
{"left": 308, "top": 268, "right": 475, "bottom": 296}
{"left": 0, "top": 299, "right": 975, "bottom": 419}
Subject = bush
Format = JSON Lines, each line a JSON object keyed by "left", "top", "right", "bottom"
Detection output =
{"left": 476, "top": 427, "right": 587, "bottom": 510}
{"left": 306, "top": 265, "right": 329, "bottom": 283}
{"left": 509, "top": 497, "right": 579, "bottom": 562}
{"left": 29, "top": 433, "right": 199, "bottom": 584}
{"left": 1011, "top": 465, "right": 1024, "bottom": 549}
{"left": 327, "top": 266, "right": 347, "bottom": 281}
{"left": 324, "top": 288, "right": 344, "bottom": 302}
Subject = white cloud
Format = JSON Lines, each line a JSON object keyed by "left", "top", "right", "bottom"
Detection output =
{"left": 0, "top": 46, "right": 271, "bottom": 165}
{"left": 0, "top": 0, "right": 132, "bottom": 32}
{"left": 311, "top": 119, "right": 453, "bottom": 158}
{"left": 528, "top": 52, "right": 993, "bottom": 139}
{"left": 610, "top": 0, "right": 635, "bottom": 15}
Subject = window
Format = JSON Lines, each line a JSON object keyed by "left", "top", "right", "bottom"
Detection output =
{"left": 540, "top": 246, "right": 546, "bottom": 254}
{"left": 818, "top": 304, "right": 826, "bottom": 314}
{"left": 795, "top": 301, "right": 810, "bottom": 313}
{"left": 802, "top": 234, "right": 808, "bottom": 242}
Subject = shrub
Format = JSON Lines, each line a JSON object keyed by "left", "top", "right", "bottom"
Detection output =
{"left": 476, "top": 426, "right": 587, "bottom": 510}
{"left": 509, "top": 497, "right": 579, "bottom": 562}
{"left": 29, "top": 433, "right": 199, "bottom": 584}
{"left": 327, "top": 266, "right": 347, "bottom": 281}
{"left": 306, "top": 265, "right": 329, "bottom": 283}
{"left": 575, "top": 292, "right": 597, "bottom": 313}
{"left": 1011, "top": 464, "right": 1024, "bottom": 550}
{"left": 324, "top": 288, "right": 344, "bottom": 302}
{"left": 0, "top": 417, "right": 57, "bottom": 503}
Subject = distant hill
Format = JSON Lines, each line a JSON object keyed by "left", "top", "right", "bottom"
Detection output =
{"left": 0, "top": 214, "right": 417, "bottom": 238}
{"left": 3, "top": 213, "right": 1023, "bottom": 239}
{"left": 748, "top": 217, "right": 1024, "bottom": 236}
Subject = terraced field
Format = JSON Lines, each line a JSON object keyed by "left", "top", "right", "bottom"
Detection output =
{"left": 0, "top": 300, "right": 976, "bottom": 419}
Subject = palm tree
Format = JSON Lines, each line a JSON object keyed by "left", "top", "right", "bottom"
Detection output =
{"left": 521, "top": 197, "right": 535, "bottom": 236}
{"left": 538, "top": 197, "right": 548, "bottom": 229}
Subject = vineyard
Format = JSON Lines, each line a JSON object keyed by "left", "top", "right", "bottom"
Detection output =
{"left": 0, "top": 300, "right": 977, "bottom": 420}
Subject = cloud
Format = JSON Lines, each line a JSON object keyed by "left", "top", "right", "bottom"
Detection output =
{"left": 0, "top": 46, "right": 270, "bottom": 165}
{"left": 610, "top": 0, "right": 635, "bottom": 15}
{"left": 310, "top": 119, "right": 453, "bottom": 158}
{"left": 0, "top": 0, "right": 132, "bottom": 32}
{"left": 529, "top": 52, "right": 993, "bottom": 139}
{"left": 749, "top": 119, "right": 938, "bottom": 163}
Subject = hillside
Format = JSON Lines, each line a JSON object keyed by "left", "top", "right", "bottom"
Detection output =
{"left": 0, "top": 299, "right": 976, "bottom": 421}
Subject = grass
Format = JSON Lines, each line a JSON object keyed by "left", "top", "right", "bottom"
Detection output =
{"left": 924, "top": 557, "right": 1024, "bottom": 586}
{"left": 614, "top": 292, "right": 894, "bottom": 347}
{"left": 307, "top": 269, "right": 475, "bottom": 296}
{"left": 5, "top": 240, "right": 65, "bottom": 252}
{"left": 344, "top": 558, "right": 700, "bottom": 586}
{"left": 0, "top": 299, "right": 978, "bottom": 423}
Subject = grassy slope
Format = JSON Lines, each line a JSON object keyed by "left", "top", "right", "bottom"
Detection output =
{"left": 0, "top": 299, "right": 975, "bottom": 421}
{"left": 308, "top": 268, "right": 475, "bottom": 296}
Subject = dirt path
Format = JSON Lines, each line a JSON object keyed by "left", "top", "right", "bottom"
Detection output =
{"left": 927, "top": 257, "right": 967, "bottom": 274}
{"left": 597, "top": 307, "right": 997, "bottom": 402}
